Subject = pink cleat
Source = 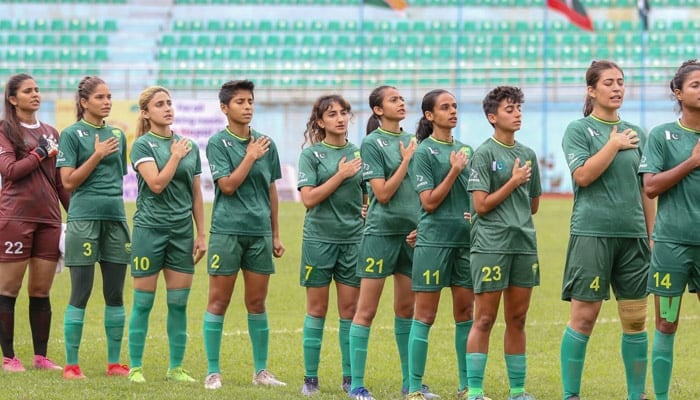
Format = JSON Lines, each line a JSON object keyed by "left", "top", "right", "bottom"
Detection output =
{"left": 2, "top": 356, "right": 25, "bottom": 372}
{"left": 33, "top": 355, "right": 62, "bottom": 370}
{"left": 106, "top": 363, "right": 129, "bottom": 377}
{"left": 63, "top": 364, "right": 86, "bottom": 379}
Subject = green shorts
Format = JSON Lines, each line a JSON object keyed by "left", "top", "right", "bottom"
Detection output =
{"left": 300, "top": 240, "right": 360, "bottom": 288}
{"left": 412, "top": 245, "right": 472, "bottom": 292}
{"left": 130, "top": 219, "right": 194, "bottom": 277}
{"left": 65, "top": 220, "right": 131, "bottom": 266}
{"left": 356, "top": 234, "right": 413, "bottom": 279}
{"left": 562, "top": 235, "right": 649, "bottom": 302}
{"left": 471, "top": 252, "right": 540, "bottom": 294}
{"left": 647, "top": 241, "right": 700, "bottom": 297}
{"left": 207, "top": 233, "right": 274, "bottom": 276}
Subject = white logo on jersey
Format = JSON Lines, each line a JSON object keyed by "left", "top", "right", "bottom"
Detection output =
{"left": 221, "top": 139, "right": 233, "bottom": 147}
{"left": 77, "top": 129, "right": 89, "bottom": 138}
{"left": 416, "top": 174, "right": 428, "bottom": 187}
{"left": 297, "top": 172, "right": 307, "bottom": 183}
{"left": 148, "top": 141, "right": 158, "bottom": 148}
{"left": 376, "top": 138, "right": 389, "bottom": 147}
{"left": 587, "top": 127, "right": 601, "bottom": 137}
{"left": 428, "top": 147, "right": 439, "bottom": 155}
{"left": 664, "top": 130, "right": 679, "bottom": 140}
{"left": 469, "top": 169, "right": 480, "bottom": 182}
{"left": 313, "top": 151, "right": 326, "bottom": 159}
{"left": 568, "top": 153, "right": 575, "bottom": 160}
{"left": 639, "top": 155, "right": 647, "bottom": 168}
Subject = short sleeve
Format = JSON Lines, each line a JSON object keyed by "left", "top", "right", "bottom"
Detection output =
{"left": 412, "top": 147, "right": 435, "bottom": 193}
{"left": 467, "top": 150, "right": 492, "bottom": 193}
{"left": 639, "top": 129, "right": 665, "bottom": 174}
{"left": 297, "top": 149, "right": 318, "bottom": 189}
{"left": 562, "top": 121, "right": 590, "bottom": 174}
{"left": 361, "top": 139, "right": 386, "bottom": 181}
{"left": 269, "top": 140, "right": 282, "bottom": 182}
{"left": 206, "top": 137, "right": 231, "bottom": 181}
{"left": 56, "top": 129, "right": 78, "bottom": 168}
{"left": 529, "top": 151, "right": 543, "bottom": 198}
{"left": 129, "top": 138, "right": 152, "bottom": 170}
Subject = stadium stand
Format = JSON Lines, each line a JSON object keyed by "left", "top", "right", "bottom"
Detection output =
{"left": 0, "top": 0, "right": 696, "bottom": 94}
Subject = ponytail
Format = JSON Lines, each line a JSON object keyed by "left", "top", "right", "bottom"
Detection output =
{"left": 366, "top": 114, "right": 381, "bottom": 135}
{"left": 415, "top": 117, "right": 433, "bottom": 143}
{"left": 583, "top": 95, "right": 594, "bottom": 117}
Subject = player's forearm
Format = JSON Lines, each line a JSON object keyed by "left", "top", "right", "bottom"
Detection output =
{"left": 217, "top": 156, "right": 256, "bottom": 195}
{"left": 641, "top": 190, "right": 656, "bottom": 239}
{"left": 191, "top": 176, "right": 206, "bottom": 236}
{"left": 269, "top": 183, "right": 280, "bottom": 238}
{"left": 420, "top": 168, "right": 460, "bottom": 213}
{"left": 60, "top": 153, "right": 103, "bottom": 191}
{"left": 0, "top": 152, "right": 41, "bottom": 181}
{"left": 300, "top": 173, "right": 345, "bottom": 209}
{"left": 374, "top": 158, "right": 409, "bottom": 203}
{"left": 572, "top": 142, "right": 619, "bottom": 187}
{"left": 473, "top": 179, "right": 519, "bottom": 215}
{"left": 643, "top": 161, "right": 696, "bottom": 198}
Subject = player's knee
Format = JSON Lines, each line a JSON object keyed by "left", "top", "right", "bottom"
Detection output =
{"left": 474, "top": 313, "right": 497, "bottom": 332}
{"left": 618, "top": 298, "right": 648, "bottom": 334}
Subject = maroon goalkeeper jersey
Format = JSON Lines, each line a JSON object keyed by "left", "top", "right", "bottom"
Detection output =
{"left": 0, "top": 121, "right": 68, "bottom": 224}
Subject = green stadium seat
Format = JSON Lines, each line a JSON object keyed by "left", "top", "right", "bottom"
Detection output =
{"left": 275, "top": 20, "right": 289, "bottom": 31}
{"left": 197, "top": 35, "right": 212, "bottom": 46}
{"left": 327, "top": 21, "right": 341, "bottom": 32}
{"left": 60, "top": 34, "right": 74, "bottom": 46}
{"left": 179, "top": 35, "right": 194, "bottom": 46}
{"left": 34, "top": 19, "right": 49, "bottom": 31}
{"left": 68, "top": 19, "right": 83, "bottom": 31}
{"left": 86, "top": 19, "right": 100, "bottom": 31}
{"left": 319, "top": 35, "right": 333, "bottom": 46}
{"left": 224, "top": 20, "right": 238, "bottom": 30}
{"left": 301, "top": 35, "right": 316, "bottom": 46}
{"left": 293, "top": 20, "right": 306, "bottom": 31}
{"left": 258, "top": 20, "right": 273, "bottom": 31}
{"left": 0, "top": 20, "right": 12, "bottom": 31}
{"left": 102, "top": 19, "right": 117, "bottom": 32}
{"left": 16, "top": 19, "right": 30, "bottom": 31}
{"left": 176, "top": 48, "right": 190, "bottom": 60}
{"left": 207, "top": 20, "right": 222, "bottom": 31}
{"left": 190, "top": 21, "right": 204, "bottom": 31}
{"left": 439, "top": 36, "right": 454, "bottom": 46}
{"left": 23, "top": 49, "right": 38, "bottom": 62}
{"left": 249, "top": 35, "right": 263, "bottom": 46}
{"left": 228, "top": 48, "right": 243, "bottom": 59}
{"left": 280, "top": 48, "right": 296, "bottom": 60}
{"left": 193, "top": 48, "right": 206, "bottom": 60}
{"left": 283, "top": 34, "right": 297, "bottom": 46}
{"left": 370, "top": 35, "right": 384, "bottom": 46}
{"left": 214, "top": 34, "right": 228, "bottom": 46}
{"left": 309, "top": 21, "right": 324, "bottom": 31}
{"left": 77, "top": 48, "right": 91, "bottom": 62}
{"left": 41, "top": 49, "right": 57, "bottom": 62}
{"left": 77, "top": 34, "right": 91, "bottom": 46}
{"left": 161, "top": 34, "right": 176, "bottom": 46}
{"left": 344, "top": 20, "right": 357, "bottom": 31}
{"left": 7, "top": 34, "right": 21, "bottom": 45}
{"left": 232, "top": 35, "right": 245, "bottom": 46}
{"left": 58, "top": 48, "right": 73, "bottom": 62}
{"left": 266, "top": 35, "right": 280, "bottom": 45}
{"left": 173, "top": 20, "right": 188, "bottom": 31}
{"left": 423, "top": 35, "right": 437, "bottom": 46}
{"left": 158, "top": 48, "right": 174, "bottom": 60}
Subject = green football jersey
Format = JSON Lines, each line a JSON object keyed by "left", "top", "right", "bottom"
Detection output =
{"left": 207, "top": 128, "right": 281, "bottom": 236}
{"left": 413, "top": 136, "right": 472, "bottom": 247}
{"left": 361, "top": 127, "right": 420, "bottom": 235}
{"left": 130, "top": 132, "right": 201, "bottom": 228}
{"left": 562, "top": 115, "right": 647, "bottom": 238}
{"left": 297, "top": 141, "right": 364, "bottom": 244}
{"left": 57, "top": 120, "right": 127, "bottom": 221}
{"left": 468, "top": 137, "right": 541, "bottom": 254}
{"left": 640, "top": 120, "right": 700, "bottom": 245}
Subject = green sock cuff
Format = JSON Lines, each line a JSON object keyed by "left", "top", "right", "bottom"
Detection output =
{"left": 394, "top": 316, "right": 412, "bottom": 334}
{"left": 456, "top": 320, "right": 473, "bottom": 328}
{"left": 65, "top": 304, "right": 85, "bottom": 320}
{"left": 133, "top": 289, "right": 156, "bottom": 307}
{"left": 166, "top": 288, "right": 190, "bottom": 306}
{"left": 104, "top": 305, "right": 125, "bottom": 326}
{"left": 339, "top": 318, "right": 351, "bottom": 330}
{"left": 653, "top": 329, "right": 675, "bottom": 351}
{"left": 622, "top": 331, "right": 647, "bottom": 343}
{"left": 350, "top": 323, "right": 370, "bottom": 338}
{"left": 204, "top": 311, "right": 224, "bottom": 323}
{"left": 305, "top": 314, "right": 326, "bottom": 329}
{"left": 565, "top": 325, "right": 590, "bottom": 343}
{"left": 248, "top": 312, "right": 268, "bottom": 321}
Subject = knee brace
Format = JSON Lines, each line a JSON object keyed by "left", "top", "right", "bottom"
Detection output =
{"left": 617, "top": 298, "right": 648, "bottom": 333}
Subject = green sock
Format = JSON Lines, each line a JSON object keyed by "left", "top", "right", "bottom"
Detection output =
{"left": 652, "top": 329, "right": 674, "bottom": 400}
{"left": 303, "top": 315, "right": 325, "bottom": 378}
{"left": 203, "top": 311, "right": 224, "bottom": 374}
{"left": 622, "top": 331, "right": 648, "bottom": 400}
{"left": 349, "top": 323, "right": 370, "bottom": 391}
{"left": 560, "top": 326, "right": 589, "bottom": 399}
{"left": 339, "top": 318, "right": 352, "bottom": 377}
{"left": 248, "top": 312, "right": 269, "bottom": 373}
{"left": 395, "top": 316, "right": 412, "bottom": 389}
{"left": 166, "top": 288, "right": 190, "bottom": 369}
{"left": 63, "top": 305, "right": 85, "bottom": 365}
{"left": 467, "top": 352, "right": 487, "bottom": 397}
{"left": 128, "top": 290, "right": 155, "bottom": 368}
{"left": 104, "top": 305, "right": 125, "bottom": 364}
{"left": 505, "top": 353, "right": 527, "bottom": 396}
{"left": 455, "top": 320, "right": 472, "bottom": 391}
{"left": 408, "top": 320, "right": 431, "bottom": 393}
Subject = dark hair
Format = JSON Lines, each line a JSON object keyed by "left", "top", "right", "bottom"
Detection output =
{"left": 302, "top": 94, "right": 352, "bottom": 148}
{"left": 75, "top": 76, "right": 107, "bottom": 122}
{"left": 2, "top": 73, "right": 36, "bottom": 154}
{"left": 219, "top": 80, "right": 255, "bottom": 105}
{"left": 366, "top": 85, "right": 396, "bottom": 135}
{"left": 136, "top": 86, "right": 170, "bottom": 137}
{"left": 415, "top": 89, "right": 452, "bottom": 142}
{"left": 583, "top": 60, "right": 624, "bottom": 117}
{"left": 670, "top": 59, "right": 700, "bottom": 112}
{"left": 482, "top": 86, "right": 525, "bottom": 128}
